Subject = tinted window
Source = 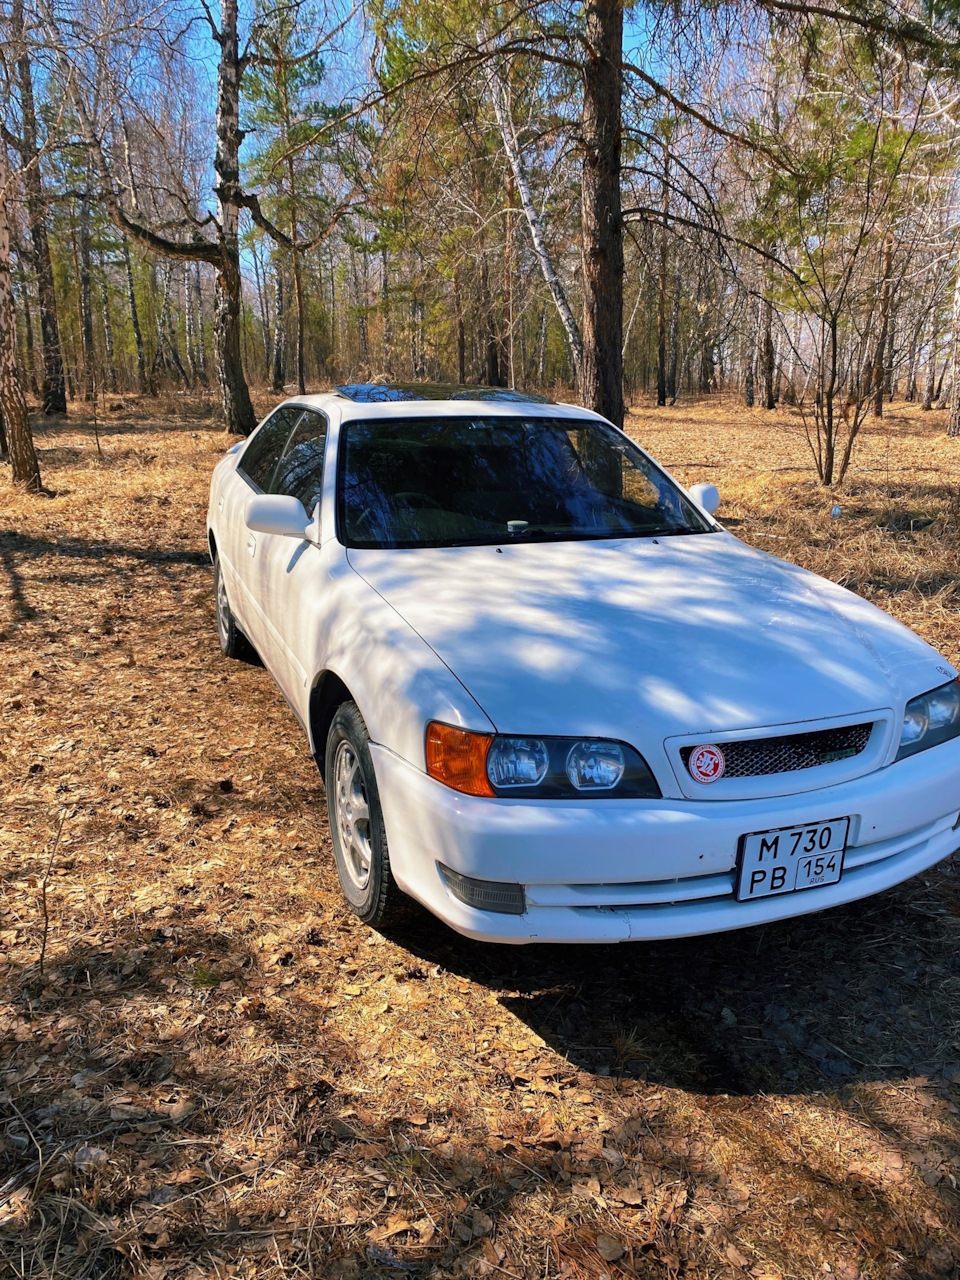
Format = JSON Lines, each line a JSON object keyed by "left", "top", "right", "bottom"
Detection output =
{"left": 273, "top": 410, "right": 328, "bottom": 510}
{"left": 238, "top": 406, "right": 303, "bottom": 490}
{"left": 338, "top": 416, "right": 713, "bottom": 549}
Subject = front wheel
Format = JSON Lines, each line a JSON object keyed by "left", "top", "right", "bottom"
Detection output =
{"left": 214, "top": 555, "right": 255, "bottom": 662}
{"left": 325, "top": 702, "right": 410, "bottom": 928}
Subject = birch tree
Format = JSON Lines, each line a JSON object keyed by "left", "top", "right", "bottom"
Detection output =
{"left": 0, "top": 147, "right": 41, "bottom": 490}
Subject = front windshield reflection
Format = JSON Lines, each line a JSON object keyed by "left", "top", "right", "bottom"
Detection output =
{"left": 338, "top": 416, "right": 714, "bottom": 549}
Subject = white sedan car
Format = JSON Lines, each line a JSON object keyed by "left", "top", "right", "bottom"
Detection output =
{"left": 207, "top": 384, "right": 960, "bottom": 944}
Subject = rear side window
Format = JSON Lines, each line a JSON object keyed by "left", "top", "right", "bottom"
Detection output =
{"left": 238, "top": 406, "right": 304, "bottom": 490}
{"left": 272, "top": 410, "right": 328, "bottom": 511}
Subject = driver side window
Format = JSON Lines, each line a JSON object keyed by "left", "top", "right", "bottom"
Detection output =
{"left": 272, "top": 411, "right": 328, "bottom": 512}
{"left": 238, "top": 406, "right": 304, "bottom": 491}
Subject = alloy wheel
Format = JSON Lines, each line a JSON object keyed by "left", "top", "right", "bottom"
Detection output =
{"left": 333, "top": 740, "right": 372, "bottom": 890}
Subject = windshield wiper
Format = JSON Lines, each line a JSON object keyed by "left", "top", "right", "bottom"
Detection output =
{"left": 646, "top": 524, "right": 709, "bottom": 537}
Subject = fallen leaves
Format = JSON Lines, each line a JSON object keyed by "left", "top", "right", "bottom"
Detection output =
{"left": 3, "top": 401, "right": 960, "bottom": 1280}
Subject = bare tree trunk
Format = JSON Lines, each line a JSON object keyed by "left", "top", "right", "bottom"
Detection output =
{"left": 185, "top": 262, "right": 202, "bottom": 384}
{"left": 117, "top": 243, "right": 146, "bottom": 394}
{"left": 453, "top": 276, "right": 466, "bottom": 385}
{"left": 350, "top": 245, "right": 369, "bottom": 369}
{"left": 871, "top": 231, "right": 895, "bottom": 418}
{"left": 885, "top": 308, "right": 896, "bottom": 398}
{"left": 922, "top": 309, "right": 940, "bottom": 411}
{"left": 250, "top": 240, "right": 270, "bottom": 377}
{"left": 99, "top": 255, "right": 118, "bottom": 392}
{"left": 0, "top": 151, "right": 41, "bottom": 490}
{"left": 667, "top": 274, "right": 680, "bottom": 403}
{"left": 214, "top": 0, "right": 257, "bottom": 434}
{"left": 292, "top": 250, "right": 306, "bottom": 394}
{"left": 905, "top": 314, "right": 919, "bottom": 400}
{"left": 151, "top": 264, "right": 173, "bottom": 383}
{"left": 272, "top": 266, "right": 286, "bottom": 392}
{"left": 760, "top": 294, "right": 775, "bottom": 409}
{"left": 537, "top": 304, "right": 547, "bottom": 386}
{"left": 656, "top": 156, "right": 669, "bottom": 407}
{"left": 79, "top": 186, "right": 95, "bottom": 401}
{"left": 948, "top": 263, "right": 960, "bottom": 437}
{"left": 381, "top": 249, "right": 392, "bottom": 376}
{"left": 13, "top": 0, "right": 66, "bottom": 415}
{"left": 744, "top": 315, "right": 755, "bottom": 408}
{"left": 479, "top": 255, "right": 502, "bottom": 386}
{"left": 580, "top": 0, "right": 624, "bottom": 427}
{"left": 194, "top": 266, "right": 208, "bottom": 384}
{"left": 18, "top": 270, "right": 39, "bottom": 397}
{"left": 488, "top": 62, "right": 583, "bottom": 381}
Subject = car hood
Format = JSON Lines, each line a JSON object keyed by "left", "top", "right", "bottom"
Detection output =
{"left": 346, "top": 534, "right": 953, "bottom": 740}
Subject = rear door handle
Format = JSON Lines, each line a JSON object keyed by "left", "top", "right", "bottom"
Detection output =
{"left": 246, "top": 533, "right": 256, "bottom": 557}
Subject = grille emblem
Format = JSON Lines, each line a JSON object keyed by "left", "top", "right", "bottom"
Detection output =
{"left": 688, "top": 744, "right": 725, "bottom": 784}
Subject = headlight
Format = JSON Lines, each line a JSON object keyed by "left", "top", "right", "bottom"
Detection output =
{"left": 565, "top": 740, "right": 625, "bottom": 790}
{"left": 487, "top": 737, "right": 549, "bottom": 787}
{"left": 896, "top": 679, "right": 960, "bottom": 761}
{"left": 425, "top": 723, "right": 660, "bottom": 798}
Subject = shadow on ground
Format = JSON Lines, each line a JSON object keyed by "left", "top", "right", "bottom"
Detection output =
{"left": 396, "top": 871, "right": 960, "bottom": 1097}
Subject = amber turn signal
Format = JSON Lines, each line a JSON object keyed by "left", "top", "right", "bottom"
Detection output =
{"left": 425, "top": 722, "right": 495, "bottom": 796}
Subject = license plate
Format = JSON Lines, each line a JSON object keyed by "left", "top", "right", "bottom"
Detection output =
{"left": 735, "top": 817, "right": 849, "bottom": 902}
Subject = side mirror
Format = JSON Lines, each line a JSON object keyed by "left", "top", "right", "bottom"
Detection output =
{"left": 245, "top": 494, "right": 310, "bottom": 540}
{"left": 688, "top": 482, "right": 720, "bottom": 517}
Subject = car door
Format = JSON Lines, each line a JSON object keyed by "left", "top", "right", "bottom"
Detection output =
{"left": 248, "top": 409, "right": 330, "bottom": 702}
{"left": 224, "top": 405, "right": 306, "bottom": 647}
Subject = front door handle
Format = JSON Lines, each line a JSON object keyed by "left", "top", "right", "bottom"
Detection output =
{"left": 246, "top": 533, "right": 257, "bottom": 557}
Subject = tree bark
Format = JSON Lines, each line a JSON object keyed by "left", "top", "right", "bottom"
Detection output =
{"left": 214, "top": 0, "right": 257, "bottom": 434}
{"left": 381, "top": 249, "right": 392, "bottom": 376}
{"left": 13, "top": 0, "right": 66, "bottom": 414}
{"left": 194, "top": 265, "right": 208, "bottom": 384}
{"left": 922, "top": 308, "right": 940, "bottom": 411}
{"left": 0, "top": 150, "right": 41, "bottom": 490}
{"left": 99, "top": 254, "right": 118, "bottom": 393}
{"left": 871, "top": 231, "right": 895, "bottom": 418}
{"left": 667, "top": 274, "right": 680, "bottom": 403}
{"left": 272, "top": 266, "right": 286, "bottom": 391}
{"left": 947, "top": 262, "right": 960, "bottom": 436}
{"left": 760, "top": 294, "right": 775, "bottom": 409}
{"left": 656, "top": 155, "right": 669, "bottom": 407}
{"left": 350, "top": 245, "right": 369, "bottom": 369}
{"left": 79, "top": 186, "right": 95, "bottom": 401}
{"left": 453, "top": 275, "right": 466, "bottom": 385}
{"left": 488, "top": 63, "right": 583, "bottom": 381}
{"left": 580, "top": 0, "right": 624, "bottom": 427}
{"left": 122, "top": 242, "right": 147, "bottom": 394}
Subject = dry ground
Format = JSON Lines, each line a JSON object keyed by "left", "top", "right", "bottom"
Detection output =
{"left": 2, "top": 392, "right": 960, "bottom": 1280}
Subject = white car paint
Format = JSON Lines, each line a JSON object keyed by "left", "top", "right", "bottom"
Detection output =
{"left": 207, "top": 390, "right": 960, "bottom": 943}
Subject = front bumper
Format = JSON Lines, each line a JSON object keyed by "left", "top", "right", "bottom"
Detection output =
{"left": 370, "top": 737, "right": 960, "bottom": 944}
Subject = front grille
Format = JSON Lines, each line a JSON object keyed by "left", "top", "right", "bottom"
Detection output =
{"left": 680, "top": 722, "right": 874, "bottom": 779}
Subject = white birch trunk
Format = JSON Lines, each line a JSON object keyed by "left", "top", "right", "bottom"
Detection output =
{"left": 486, "top": 62, "right": 584, "bottom": 381}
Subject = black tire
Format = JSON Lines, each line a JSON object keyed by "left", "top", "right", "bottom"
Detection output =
{"left": 214, "top": 555, "right": 256, "bottom": 662}
{"left": 325, "top": 701, "right": 410, "bottom": 928}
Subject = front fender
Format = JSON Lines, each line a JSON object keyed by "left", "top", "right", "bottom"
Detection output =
{"left": 296, "top": 544, "right": 495, "bottom": 770}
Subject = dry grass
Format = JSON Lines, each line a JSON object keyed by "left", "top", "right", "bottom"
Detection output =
{"left": 1, "top": 391, "right": 960, "bottom": 1280}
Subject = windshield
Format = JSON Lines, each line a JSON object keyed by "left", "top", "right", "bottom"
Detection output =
{"left": 337, "top": 415, "right": 715, "bottom": 549}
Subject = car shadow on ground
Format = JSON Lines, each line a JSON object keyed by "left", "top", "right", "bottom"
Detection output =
{"left": 393, "top": 866, "right": 960, "bottom": 1098}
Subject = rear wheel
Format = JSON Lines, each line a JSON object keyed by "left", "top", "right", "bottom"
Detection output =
{"left": 214, "top": 555, "right": 255, "bottom": 661}
{"left": 325, "top": 702, "right": 410, "bottom": 928}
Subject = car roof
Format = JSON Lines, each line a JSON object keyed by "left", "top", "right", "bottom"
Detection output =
{"left": 335, "top": 382, "right": 553, "bottom": 404}
{"left": 272, "top": 383, "right": 608, "bottom": 425}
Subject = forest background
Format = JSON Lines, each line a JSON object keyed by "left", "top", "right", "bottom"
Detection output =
{"left": 3, "top": 0, "right": 960, "bottom": 490}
